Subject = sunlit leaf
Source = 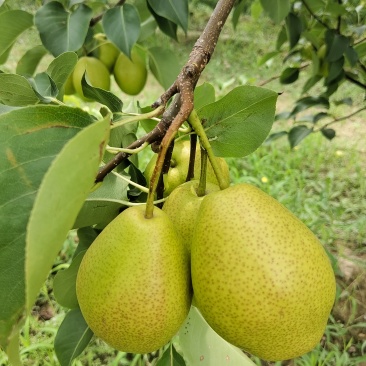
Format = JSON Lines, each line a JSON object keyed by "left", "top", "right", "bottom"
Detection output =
{"left": 194, "top": 83, "right": 215, "bottom": 110}
{"left": 178, "top": 307, "right": 256, "bottom": 366}
{"left": 16, "top": 45, "right": 48, "bottom": 77}
{"left": 260, "top": 0, "right": 290, "bottom": 23}
{"left": 197, "top": 86, "right": 277, "bottom": 158}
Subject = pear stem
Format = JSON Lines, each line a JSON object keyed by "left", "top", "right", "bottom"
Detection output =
{"left": 196, "top": 146, "right": 208, "bottom": 197}
{"left": 188, "top": 109, "right": 229, "bottom": 190}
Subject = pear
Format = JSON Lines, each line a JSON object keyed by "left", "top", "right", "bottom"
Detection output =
{"left": 162, "top": 180, "right": 220, "bottom": 252}
{"left": 144, "top": 139, "right": 230, "bottom": 196}
{"left": 191, "top": 183, "right": 336, "bottom": 361}
{"left": 76, "top": 205, "right": 192, "bottom": 354}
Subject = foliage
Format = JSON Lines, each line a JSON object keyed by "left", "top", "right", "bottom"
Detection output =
{"left": 0, "top": 0, "right": 364, "bottom": 365}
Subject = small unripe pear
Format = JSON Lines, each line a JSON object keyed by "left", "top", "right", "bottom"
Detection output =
{"left": 191, "top": 183, "right": 336, "bottom": 361}
{"left": 76, "top": 205, "right": 192, "bottom": 353}
{"left": 162, "top": 180, "right": 220, "bottom": 252}
{"left": 145, "top": 140, "right": 230, "bottom": 196}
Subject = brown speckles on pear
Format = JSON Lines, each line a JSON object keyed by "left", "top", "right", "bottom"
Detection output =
{"left": 191, "top": 183, "right": 336, "bottom": 361}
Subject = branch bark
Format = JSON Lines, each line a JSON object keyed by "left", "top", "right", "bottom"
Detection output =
{"left": 95, "top": 0, "right": 236, "bottom": 185}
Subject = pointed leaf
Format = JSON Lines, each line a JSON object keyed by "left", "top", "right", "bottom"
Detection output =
{"left": 0, "top": 10, "right": 33, "bottom": 60}
{"left": 35, "top": 2, "right": 93, "bottom": 56}
{"left": 178, "top": 307, "right": 256, "bottom": 366}
{"left": 31, "top": 72, "right": 59, "bottom": 101}
{"left": 0, "top": 105, "right": 99, "bottom": 349}
{"left": 148, "top": 47, "right": 181, "bottom": 89}
{"left": 288, "top": 125, "right": 313, "bottom": 148}
{"left": 53, "top": 251, "right": 86, "bottom": 309}
{"left": 147, "top": 0, "right": 188, "bottom": 32}
{"left": 147, "top": 2, "right": 178, "bottom": 40}
{"left": 25, "top": 113, "right": 110, "bottom": 310}
{"left": 302, "top": 75, "right": 322, "bottom": 93}
{"left": 265, "top": 130, "right": 288, "bottom": 143}
{"left": 290, "top": 96, "right": 329, "bottom": 116}
{"left": 16, "top": 45, "right": 48, "bottom": 77}
{"left": 325, "top": 30, "right": 349, "bottom": 62}
{"left": 197, "top": 86, "right": 277, "bottom": 158}
{"left": 102, "top": 5, "right": 140, "bottom": 58}
{"left": 257, "top": 51, "right": 279, "bottom": 66}
{"left": 260, "top": 0, "right": 290, "bottom": 23}
{"left": 47, "top": 52, "right": 78, "bottom": 94}
{"left": 157, "top": 344, "right": 186, "bottom": 366}
{"left": 286, "top": 12, "right": 302, "bottom": 49}
{"left": 81, "top": 73, "right": 123, "bottom": 112}
{"left": 194, "top": 83, "right": 215, "bottom": 110}
{"left": 54, "top": 308, "right": 93, "bottom": 366}
{"left": 0, "top": 73, "right": 39, "bottom": 106}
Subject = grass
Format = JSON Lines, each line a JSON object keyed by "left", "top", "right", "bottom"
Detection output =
{"left": 1, "top": 2, "right": 366, "bottom": 366}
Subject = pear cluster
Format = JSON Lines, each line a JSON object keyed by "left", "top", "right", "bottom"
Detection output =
{"left": 65, "top": 35, "right": 147, "bottom": 99}
{"left": 76, "top": 143, "right": 336, "bottom": 361}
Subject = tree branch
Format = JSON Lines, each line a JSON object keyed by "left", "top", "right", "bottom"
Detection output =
{"left": 345, "top": 73, "right": 366, "bottom": 90}
{"left": 95, "top": 0, "right": 236, "bottom": 185}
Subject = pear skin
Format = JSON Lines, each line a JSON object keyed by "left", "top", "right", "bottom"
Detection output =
{"left": 191, "top": 183, "right": 336, "bottom": 361}
{"left": 162, "top": 180, "right": 220, "bottom": 252}
{"left": 76, "top": 205, "right": 192, "bottom": 353}
{"left": 145, "top": 140, "right": 230, "bottom": 196}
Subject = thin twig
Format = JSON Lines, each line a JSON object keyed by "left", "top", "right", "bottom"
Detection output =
{"left": 315, "top": 106, "right": 366, "bottom": 131}
{"left": 345, "top": 73, "right": 366, "bottom": 90}
{"left": 301, "top": 0, "right": 330, "bottom": 29}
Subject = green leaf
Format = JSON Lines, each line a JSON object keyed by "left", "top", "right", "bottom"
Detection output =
{"left": 285, "top": 12, "right": 303, "bottom": 49}
{"left": 81, "top": 73, "right": 123, "bottom": 112}
{"left": 276, "top": 25, "right": 287, "bottom": 50}
{"left": 53, "top": 251, "right": 86, "bottom": 309}
{"left": 47, "top": 51, "right": 78, "bottom": 95}
{"left": 0, "top": 9, "right": 33, "bottom": 60}
{"left": 344, "top": 46, "right": 358, "bottom": 67}
{"left": 74, "top": 227, "right": 99, "bottom": 258}
{"left": 232, "top": 0, "right": 247, "bottom": 29}
{"left": 31, "top": 72, "right": 59, "bottom": 101}
{"left": 25, "top": 112, "right": 110, "bottom": 311}
{"left": 194, "top": 83, "right": 215, "bottom": 110}
{"left": 257, "top": 51, "right": 279, "bottom": 66}
{"left": 35, "top": 2, "right": 93, "bottom": 56}
{"left": 354, "top": 42, "right": 366, "bottom": 59}
{"left": 265, "top": 130, "right": 288, "bottom": 143}
{"left": 54, "top": 308, "right": 93, "bottom": 366}
{"left": 102, "top": 5, "right": 140, "bottom": 58}
{"left": 0, "top": 105, "right": 101, "bottom": 349}
{"left": 148, "top": 47, "right": 181, "bottom": 89}
{"left": 288, "top": 125, "right": 313, "bottom": 148}
{"left": 290, "top": 96, "right": 329, "bottom": 116}
{"left": 325, "top": 30, "right": 349, "bottom": 62}
{"left": 325, "top": 57, "right": 344, "bottom": 85}
{"left": 73, "top": 170, "right": 129, "bottom": 229}
{"left": 197, "top": 85, "right": 277, "bottom": 158}
{"left": 260, "top": 0, "right": 290, "bottom": 23}
{"left": 157, "top": 343, "right": 186, "bottom": 366}
{"left": 302, "top": 75, "right": 322, "bottom": 93}
{"left": 178, "top": 307, "right": 256, "bottom": 366}
{"left": 321, "top": 128, "right": 336, "bottom": 140}
{"left": 147, "top": 2, "right": 178, "bottom": 40}
{"left": 16, "top": 45, "right": 48, "bottom": 77}
{"left": 148, "top": 0, "right": 188, "bottom": 33}
{"left": 251, "top": 0, "right": 263, "bottom": 20}
{"left": 0, "top": 73, "right": 39, "bottom": 106}
{"left": 279, "top": 67, "right": 300, "bottom": 84}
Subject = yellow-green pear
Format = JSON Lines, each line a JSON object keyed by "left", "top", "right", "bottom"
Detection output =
{"left": 162, "top": 180, "right": 220, "bottom": 252}
{"left": 191, "top": 183, "right": 336, "bottom": 361}
{"left": 76, "top": 205, "right": 192, "bottom": 354}
{"left": 144, "top": 140, "right": 230, "bottom": 196}
{"left": 97, "top": 41, "right": 120, "bottom": 71}
{"left": 73, "top": 56, "right": 110, "bottom": 100}
{"left": 113, "top": 46, "right": 147, "bottom": 95}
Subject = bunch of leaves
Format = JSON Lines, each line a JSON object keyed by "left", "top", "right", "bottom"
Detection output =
{"left": 248, "top": 0, "right": 366, "bottom": 147}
